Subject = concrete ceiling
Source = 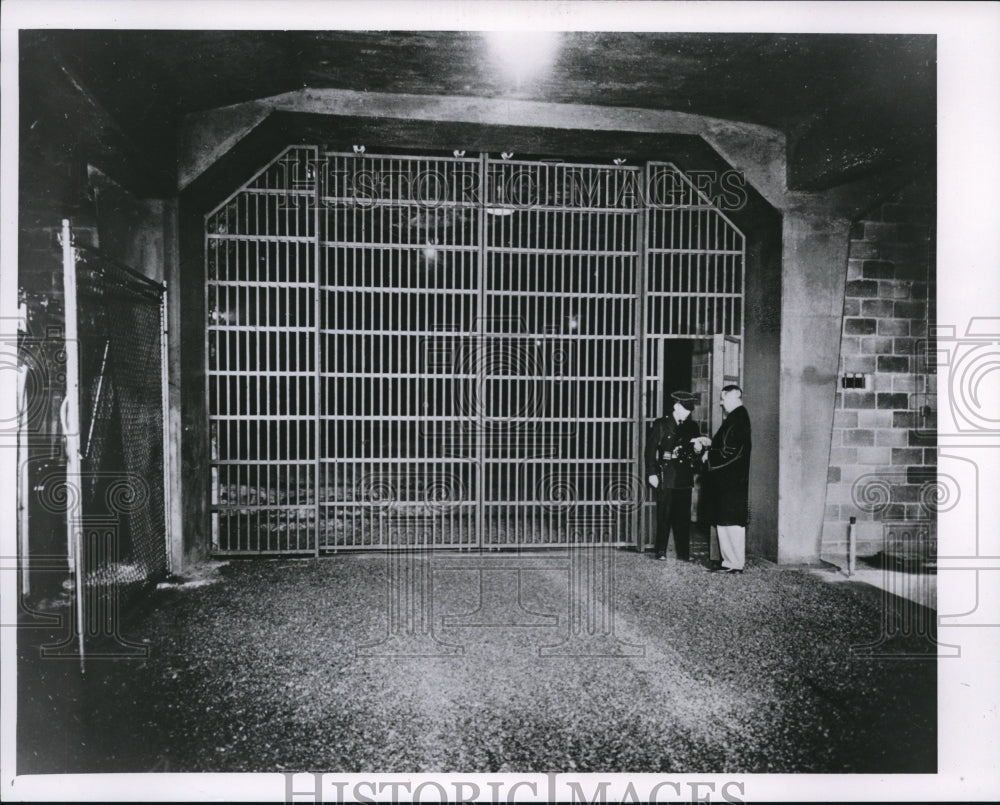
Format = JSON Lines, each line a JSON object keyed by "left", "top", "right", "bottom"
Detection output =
{"left": 21, "top": 30, "right": 935, "bottom": 195}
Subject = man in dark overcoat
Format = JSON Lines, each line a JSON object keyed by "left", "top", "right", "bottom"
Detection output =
{"left": 644, "top": 391, "right": 701, "bottom": 561}
{"left": 700, "top": 384, "right": 751, "bottom": 573}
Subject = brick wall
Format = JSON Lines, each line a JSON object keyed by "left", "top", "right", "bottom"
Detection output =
{"left": 821, "top": 185, "right": 936, "bottom": 564}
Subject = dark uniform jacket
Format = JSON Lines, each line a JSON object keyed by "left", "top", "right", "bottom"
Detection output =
{"left": 644, "top": 415, "right": 701, "bottom": 490}
{"left": 703, "top": 405, "right": 751, "bottom": 526}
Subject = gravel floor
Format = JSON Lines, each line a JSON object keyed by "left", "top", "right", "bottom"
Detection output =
{"left": 18, "top": 536, "right": 936, "bottom": 775}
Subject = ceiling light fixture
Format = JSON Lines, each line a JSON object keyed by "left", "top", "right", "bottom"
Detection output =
{"left": 484, "top": 31, "right": 560, "bottom": 85}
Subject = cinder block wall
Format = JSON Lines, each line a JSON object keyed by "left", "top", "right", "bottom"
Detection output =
{"left": 821, "top": 184, "right": 936, "bottom": 563}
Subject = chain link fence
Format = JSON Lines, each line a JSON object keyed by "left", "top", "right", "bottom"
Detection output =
{"left": 74, "top": 245, "right": 168, "bottom": 610}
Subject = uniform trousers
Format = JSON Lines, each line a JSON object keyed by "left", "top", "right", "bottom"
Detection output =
{"left": 653, "top": 487, "right": 692, "bottom": 560}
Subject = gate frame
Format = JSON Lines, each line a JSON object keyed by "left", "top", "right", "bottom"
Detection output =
{"left": 204, "top": 149, "right": 745, "bottom": 555}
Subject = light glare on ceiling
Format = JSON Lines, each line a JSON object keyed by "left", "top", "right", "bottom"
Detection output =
{"left": 485, "top": 31, "right": 560, "bottom": 84}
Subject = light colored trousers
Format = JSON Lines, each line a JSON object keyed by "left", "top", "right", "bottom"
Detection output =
{"left": 709, "top": 525, "right": 746, "bottom": 570}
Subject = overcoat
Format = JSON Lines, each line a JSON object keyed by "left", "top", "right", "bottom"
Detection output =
{"left": 644, "top": 415, "right": 701, "bottom": 490}
{"left": 703, "top": 405, "right": 751, "bottom": 526}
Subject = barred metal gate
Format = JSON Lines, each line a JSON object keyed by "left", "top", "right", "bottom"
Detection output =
{"left": 206, "top": 147, "right": 743, "bottom": 554}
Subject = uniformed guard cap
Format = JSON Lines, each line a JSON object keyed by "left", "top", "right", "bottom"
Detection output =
{"left": 671, "top": 391, "right": 698, "bottom": 411}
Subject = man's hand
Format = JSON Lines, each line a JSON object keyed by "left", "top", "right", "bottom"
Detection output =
{"left": 648, "top": 474, "right": 660, "bottom": 488}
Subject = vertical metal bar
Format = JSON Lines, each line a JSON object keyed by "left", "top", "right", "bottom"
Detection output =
{"left": 564, "top": 192, "right": 574, "bottom": 546}
{"left": 286, "top": 242, "right": 292, "bottom": 547}
{"left": 312, "top": 151, "right": 322, "bottom": 556}
{"left": 698, "top": 250, "right": 705, "bottom": 335}
{"left": 476, "top": 154, "right": 488, "bottom": 550}
{"left": 205, "top": 217, "right": 217, "bottom": 551}
{"left": 589, "top": 206, "right": 598, "bottom": 541}
{"left": 262, "top": 242, "right": 270, "bottom": 548}
{"left": 307, "top": 238, "right": 312, "bottom": 546}
{"left": 225, "top": 240, "right": 232, "bottom": 550}
{"left": 581, "top": 250, "right": 590, "bottom": 539}
{"left": 358, "top": 197, "right": 366, "bottom": 548}
{"left": 634, "top": 171, "right": 649, "bottom": 551}
{"left": 160, "top": 284, "right": 172, "bottom": 572}
{"left": 255, "top": 254, "right": 262, "bottom": 550}
{"left": 60, "top": 219, "right": 85, "bottom": 674}
{"left": 237, "top": 208, "right": 245, "bottom": 550}
{"left": 713, "top": 211, "right": 721, "bottom": 331}
{"left": 848, "top": 516, "right": 857, "bottom": 577}
{"left": 280, "top": 245, "right": 286, "bottom": 547}
{"left": 278, "top": 255, "right": 285, "bottom": 549}
{"left": 739, "top": 231, "right": 746, "bottom": 376}
{"left": 17, "top": 345, "right": 30, "bottom": 593}
{"left": 393, "top": 200, "right": 402, "bottom": 549}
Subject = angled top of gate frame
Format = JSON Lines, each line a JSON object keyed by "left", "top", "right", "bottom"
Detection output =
{"left": 205, "top": 145, "right": 320, "bottom": 221}
{"left": 642, "top": 160, "right": 746, "bottom": 337}
{"left": 645, "top": 160, "right": 746, "bottom": 243}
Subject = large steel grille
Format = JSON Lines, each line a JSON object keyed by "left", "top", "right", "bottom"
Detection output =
{"left": 206, "top": 147, "right": 744, "bottom": 554}
{"left": 480, "top": 160, "right": 641, "bottom": 547}
{"left": 75, "top": 247, "right": 168, "bottom": 598}
{"left": 320, "top": 152, "right": 481, "bottom": 550}
{"left": 207, "top": 146, "right": 319, "bottom": 553}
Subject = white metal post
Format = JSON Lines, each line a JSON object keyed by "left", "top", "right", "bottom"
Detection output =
{"left": 848, "top": 515, "right": 857, "bottom": 577}
{"left": 160, "top": 288, "right": 172, "bottom": 573}
{"left": 17, "top": 313, "right": 30, "bottom": 594}
{"left": 60, "top": 218, "right": 85, "bottom": 673}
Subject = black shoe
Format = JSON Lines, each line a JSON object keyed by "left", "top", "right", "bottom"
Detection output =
{"left": 707, "top": 561, "right": 723, "bottom": 572}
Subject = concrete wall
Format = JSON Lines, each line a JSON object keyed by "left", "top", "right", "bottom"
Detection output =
{"left": 177, "top": 199, "right": 211, "bottom": 565}
{"left": 777, "top": 213, "right": 852, "bottom": 564}
{"left": 89, "top": 168, "right": 166, "bottom": 283}
{"left": 742, "top": 216, "right": 782, "bottom": 561}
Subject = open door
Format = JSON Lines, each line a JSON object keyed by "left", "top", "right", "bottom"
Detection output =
{"left": 691, "top": 335, "right": 742, "bottom": 526}
{"left": 708, "top": 334, "right": 742, "bottom": 433}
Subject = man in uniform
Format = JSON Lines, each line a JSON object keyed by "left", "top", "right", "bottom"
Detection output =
{"left": 700, "top": 385, "right": 752, "bottom": 574}
{"left": 644, "top": 391, "right": 701, "bottom": 561}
